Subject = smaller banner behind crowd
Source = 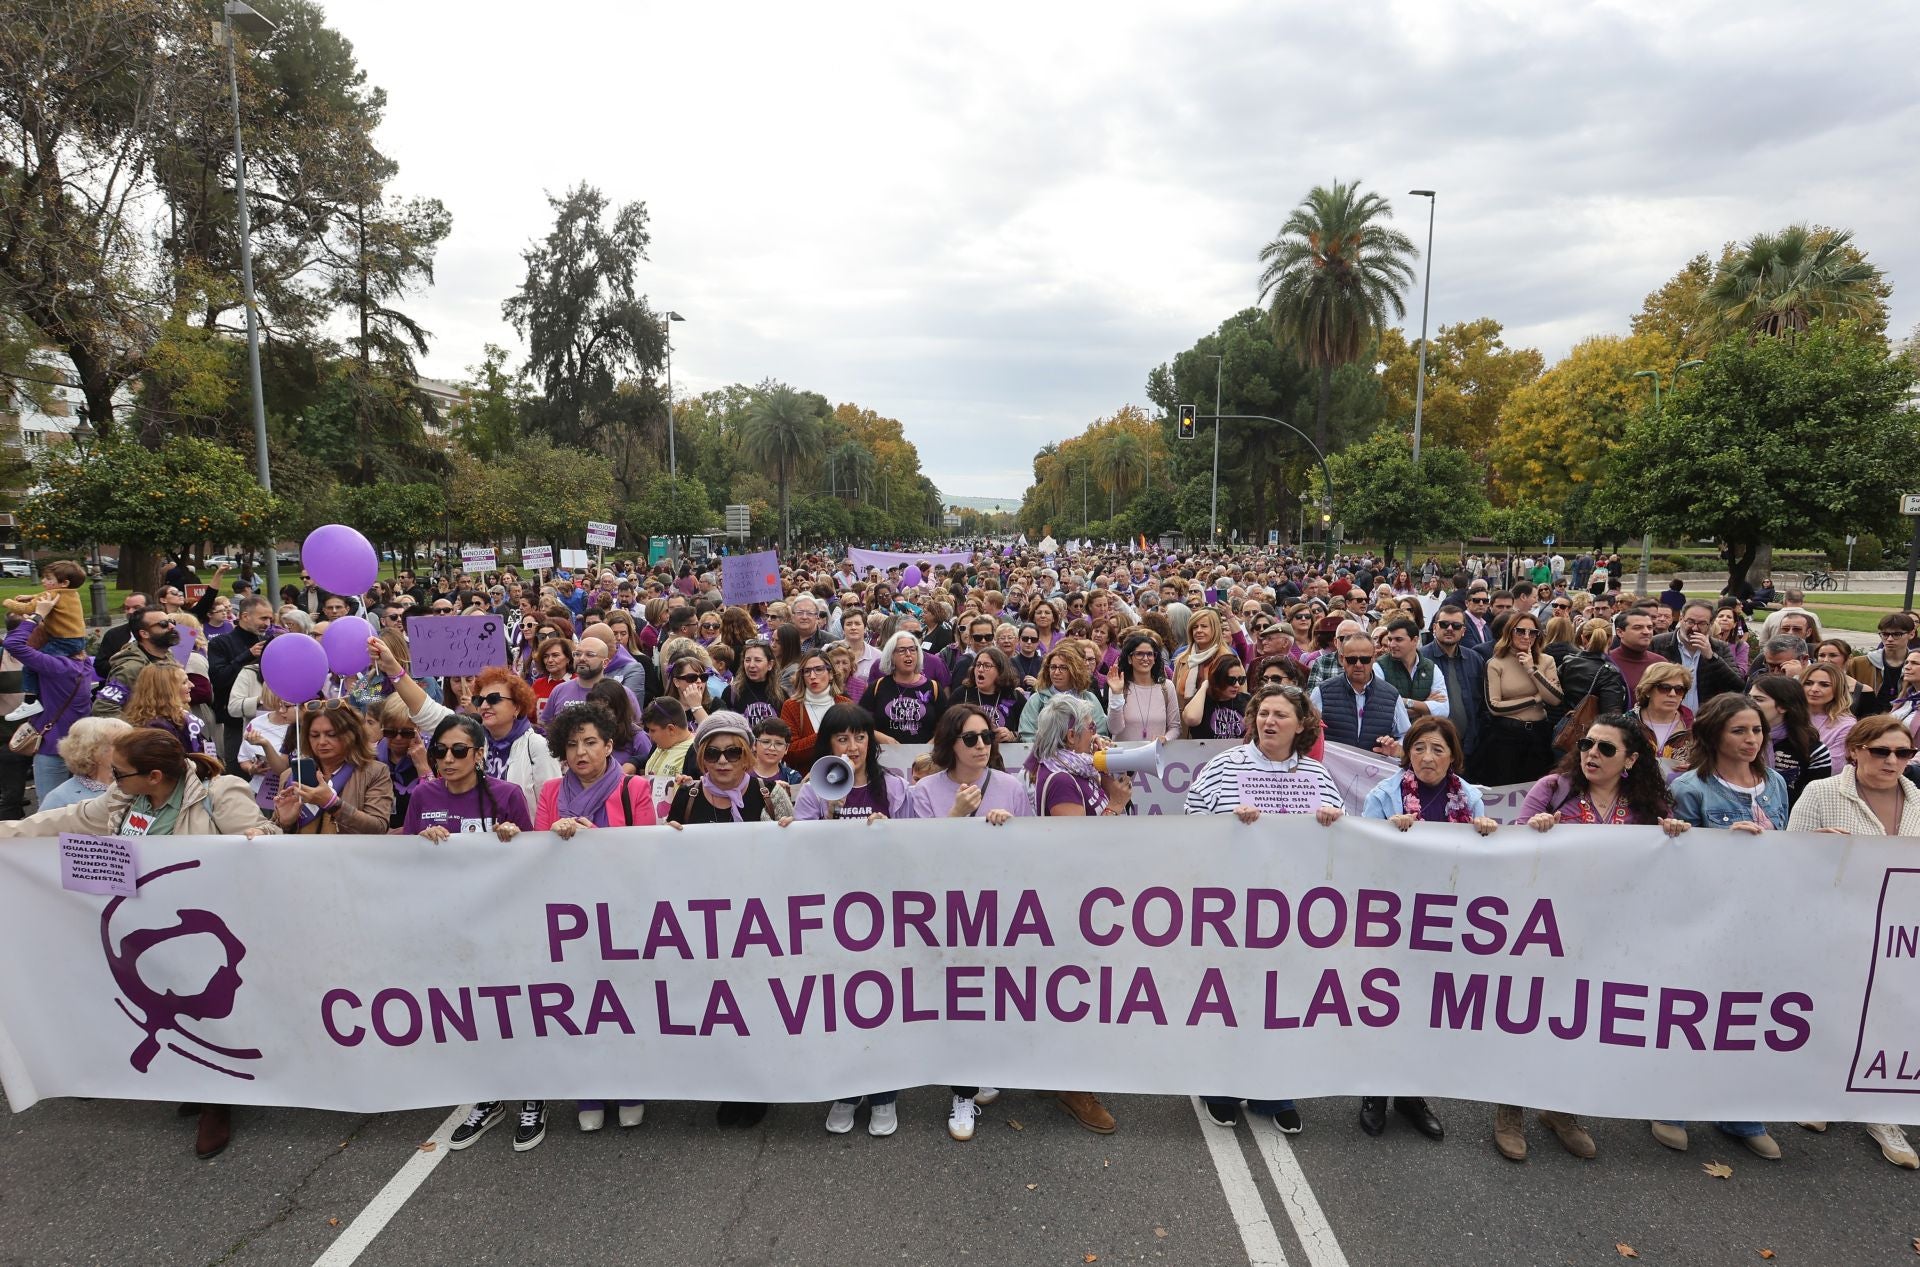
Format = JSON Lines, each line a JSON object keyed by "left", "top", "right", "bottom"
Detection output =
{"left": 0, "top": 788, "right": 1915, "bottom": 1122}
{"left": 846, "top": 548, "right": 975, "bottom": 572}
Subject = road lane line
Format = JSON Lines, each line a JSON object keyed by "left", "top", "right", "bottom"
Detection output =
{"left": 1253, "top": 1126, "right": 1350, "bottom": 1267}
{"left": 311, "top": 1105, "right": 468, "bottom": 1267}
{"left": 1188, "top": 1097, "right": 1290, "bottom": 1266}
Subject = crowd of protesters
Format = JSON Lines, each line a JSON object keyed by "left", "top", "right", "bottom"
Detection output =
{"left": 0, "top": 538, "right": 1911, "bottom": 1170}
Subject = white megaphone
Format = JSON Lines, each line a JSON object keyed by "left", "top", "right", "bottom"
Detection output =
{"left": 809, "top": 754, "right": 857, "bottom": 801}
{"left": 1093, "top": 738, "right": 1166, "bottom": 778}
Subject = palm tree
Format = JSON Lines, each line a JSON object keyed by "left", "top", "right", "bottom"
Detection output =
{"left": 1705, "top": 224, "right": 1882, "bottom": 338}
{"left": 1093, "top": 427, "right": 1147, "bottom": 516}
{"left": 1257, "top": 181, "right": 1416, "bottom": 451}
{"left": 740, "top": 382, "right": 823, "bottom": 551}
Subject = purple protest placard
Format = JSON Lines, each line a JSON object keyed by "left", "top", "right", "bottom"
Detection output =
{"left": 722, "top": 551, "right": 783, "bottom": 605}
{"left": 59, "top": 833, "right": 139, "bottom": 897}
{"left": 405, "top": 615, "right": 508, "bottom": 677}
{"left": 172, "top": 622, "right": 195, "bottom": 666}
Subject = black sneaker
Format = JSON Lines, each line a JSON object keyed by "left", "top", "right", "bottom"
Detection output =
{"left": 1273, "top": 1105, "right": 1304, "bottom": 1134}
{"left": 1203, "top": 1099, "right": 1237, "bottom": 1127}
{"left": 512, "top": 1100, "right": 547, "bottom": 1152}
{"left": 448, "top": 1101, "right": 503, "bottom": 1150}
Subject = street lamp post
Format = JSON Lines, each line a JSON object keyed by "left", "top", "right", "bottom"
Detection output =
{"left": 1408, "top": 189, "right": 1436, "bottom": 467}
{"left": 663, "top": 311, "right": 686, "bottom": 476}
{"left": 221, "top": 1, "right": 279, "bottom": 604}
{"left": 1205, "top": 353, "right": 1224, "bottom": 545}
{"left": 68, "top": 418, "right": 109, "bottom": 627}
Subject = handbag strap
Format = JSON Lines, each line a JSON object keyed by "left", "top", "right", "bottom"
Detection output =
{"left": 37, "top": 671, "right": 90, "bottom": 737}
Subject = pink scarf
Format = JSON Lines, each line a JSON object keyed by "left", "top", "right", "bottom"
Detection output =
{"left": 1399, "top": 769, "right": 1473, "bottom": 823}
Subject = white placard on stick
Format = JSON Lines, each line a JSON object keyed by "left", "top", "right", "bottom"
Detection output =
{"left": 586, "top": 521, "right": 618, "bottom": 548}
{"left": 559, "top": 549, "right": 590, "bottom": 569}
{"left": 460, "top": 547, "right": 497, "bottom": 572}
{"left": 520, "top": 546, "right": 553, "bottom": 571}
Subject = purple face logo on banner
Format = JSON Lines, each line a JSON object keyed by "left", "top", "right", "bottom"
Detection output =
{"left": 99, "top": 860, "right": 262, "bottom": 1080}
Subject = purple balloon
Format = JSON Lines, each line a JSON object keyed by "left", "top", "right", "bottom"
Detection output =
{"left": 321, "top": 615, "right": 374, "bottom": 677}
{"left": 902, "top": 564, "right": 923, "bottom": 587}
{"left": 261, "top": 633, "right": 330, "bottom": 704}
{"left": 302, "top": 523, "right": 378, "bottom": 598}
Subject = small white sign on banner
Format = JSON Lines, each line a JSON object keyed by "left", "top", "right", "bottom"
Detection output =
{"left": 520, "top": 546, "right": 553, "bottom": 571}
{"left": 58, "top": 833, "right": 139, "bottom": 898}
{"left": 1235, "top": 770, "right": 1321, "bottom": 815}
{"left": 460, "top": 548, "right": 496, "bottom": 572}
{"left": 586, "top": 521, "right": 618, "bottom": 548}
{"left": 559, "top": 549, "right": 590, "bottom": 570}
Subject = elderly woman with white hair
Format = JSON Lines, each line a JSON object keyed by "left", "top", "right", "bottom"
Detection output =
{"left": 859, "top": 630, "right": 946, "bottom": 745}
{"left": 1028, "top": 692, "right": 1130, "bottom": 1135}
{"left": 37, "top": 716, "right": 133, "bottom": 811}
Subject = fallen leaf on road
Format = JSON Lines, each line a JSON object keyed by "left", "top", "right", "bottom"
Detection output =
{"left": 418, "top": 1140, "right": 437, "bottom": 1152}
{"left": 1026, "top": 1183, "right": 1038, "bottom": 1190}
{"left": 1617, "top": 1245, "right": 1639, "bottom": 1259}
{"left": 1102, "top": 1158, "right": 1110, "bottom": 1168}
{"left": 327, "top": 1218, "right": 340, "bottom": 1228}
{"left": 1085, "top": 1257, "right": 1098, "bottom": 1264}
{"left": 1154, "top": 1228, "right": 1168, "bottom": 1239}
{"left": 1912, "top": 1238, "right": 1919, "bottom": 1256}
{"left": 1008, "top": 1119, "right": 1024, "bottom": 1130}
{"left": 1758, "top": 1252, "right": 1775, "bottom": 1260}
{"left": 1702, "top": 1161, "right": 1734, "bottom": 1179}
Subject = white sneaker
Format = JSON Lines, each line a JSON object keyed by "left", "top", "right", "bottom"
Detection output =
{"left": 948, "top": 1095, "right": 978, "bottom": 1142}
{"left": 1867, "top": 1122, "right": 1919, "bottom": 1169}
{"left": 4, "top": 701, "right": 41, "bottom": 723}
{"left": 825, "top": 1100, "right": 857, "bottom": 1134}
{"left": 577, "top": 1107, "right": 604, "bottom": 1132}
{"left": 974, "top": 1087, "right": 1001, "bottom": 1106}
{"left": 617, "top": 1103, "right": 645, "bottom": 1129}
{"left": 868, "top": 1102, "right": 898, "bottom": 1137}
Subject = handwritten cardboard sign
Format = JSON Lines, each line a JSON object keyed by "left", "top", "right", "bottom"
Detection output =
{"left": 722, "top": 551, "right": 783, "bottom": 605}
{"left": 59, "top": 833, "right": 139, "bottom": 897}
{"left": 586, "top": 521, "right": 618, "bottom": 548}
{"left": 1235, "top": 770, "right": 1321, "bottom": 815}
{"left": 406, "top": 615, "right": 508, "bottom": 677}
{"left": 521, "top": 545, "right": 553, "bottom": 571}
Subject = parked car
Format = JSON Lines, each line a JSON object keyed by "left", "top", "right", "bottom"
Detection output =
{"left": 96, "top": 556, "right": 118, "bottom": 574}
{"left": 206, "top": 555, "right": 239, "bottom": 569}
{"left": 0, "top": 557, "right": 35, "bottom": 578}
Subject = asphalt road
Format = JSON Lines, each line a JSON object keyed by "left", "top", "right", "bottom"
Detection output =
{"left": 4, "top": 1088, "right": 1915, "bottom": 1267}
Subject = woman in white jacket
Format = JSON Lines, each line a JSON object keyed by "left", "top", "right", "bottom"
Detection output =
{"left": 369, "top": 638, "right": 557, "bottom": 808}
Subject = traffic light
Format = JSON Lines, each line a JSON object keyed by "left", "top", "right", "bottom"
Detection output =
{"left": 1177, "top": 404, "right": 1196, "bottom": 440}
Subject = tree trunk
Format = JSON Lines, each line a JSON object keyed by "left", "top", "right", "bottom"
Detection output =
{"left": 70, "top": 344, "right": 122, "bottom": 433}
{"left": 1725, "top": 541, "right": 1772, "bottom": 596}
{"left": 1314, "top": 362, "right": 1332, "bottom": 454}
{"left": 778, "top": 458, "right": 791, "bottom": 554}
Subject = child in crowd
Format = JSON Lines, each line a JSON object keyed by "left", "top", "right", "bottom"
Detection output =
{"left": 748, "top": 717, "right": 800, "bottom": 818}
{"left": 236, "top": 686, "right": 297, "bottom": 813}
{"left": 5, "top": 560, "right": 88, "bottom": 720}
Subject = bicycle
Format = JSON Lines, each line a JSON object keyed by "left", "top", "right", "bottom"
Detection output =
{"left": 1802, "top": 569, "right": 1839, "bottom": 591}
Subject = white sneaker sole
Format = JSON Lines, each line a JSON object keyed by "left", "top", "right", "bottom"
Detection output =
{"left": 948, "top": 1122, "right": 975, "bottom": 1142}
{"left": 446, "top": 1106, "right": 502, "bottom": 1151}
{"left": 513, "top": 1127, "right": 546, "bottom": 1152}
{"left": 973, "top": 1087, "right": 1001, "bottom": 1106}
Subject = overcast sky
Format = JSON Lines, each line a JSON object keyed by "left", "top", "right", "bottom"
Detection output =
{"left": 320, "top": 0, "right": 1920, "bottom": 499}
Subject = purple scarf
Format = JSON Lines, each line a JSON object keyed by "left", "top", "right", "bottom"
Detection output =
{"left": 557, "top": 762, "right": 624, "bottom": 826}
{"left": 700, "top": 774, "right": 747, "bottom": 822}
{"left": 485, "top": 718, "right": 531, "bottom": 781}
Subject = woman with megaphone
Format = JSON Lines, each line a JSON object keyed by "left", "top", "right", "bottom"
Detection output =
{"left": 790, "top": 704, "right": 922, "bottom": 1138}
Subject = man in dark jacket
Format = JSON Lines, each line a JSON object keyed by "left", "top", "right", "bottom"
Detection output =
{"left": 209, "top": 596, "right": 274, "bottom": 768}
{"left": 92, "top": 592, "right": 148, "bottom": 680}
{"left": 1421, "top": 604, "right": 1486, "bottom": 762}
{"left": 1650, "top": 599, "right": 1744, "bottom": 710}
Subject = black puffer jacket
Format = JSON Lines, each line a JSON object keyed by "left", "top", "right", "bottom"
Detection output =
{"left": 1554, "top": 649, "right": 1629, "bottom": 720}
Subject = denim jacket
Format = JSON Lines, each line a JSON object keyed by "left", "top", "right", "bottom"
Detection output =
{"left": 1668, "top": 768, "right": 1790, "bottom": 831}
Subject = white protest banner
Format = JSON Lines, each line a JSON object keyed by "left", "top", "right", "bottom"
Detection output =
{"left": 586, "top": 521, "right": 618, "bottom": 549}
{"left": 0, "top": 819, "right": 1912, "bottom": 1124}
{"left": 520, "top": 545, "right": 554, "bottom": 571}
{"left": 460, "top": 547, "right": 496, "bottom": 572}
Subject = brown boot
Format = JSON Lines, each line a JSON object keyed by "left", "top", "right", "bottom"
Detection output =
{"left": 1055, "top": 1091, "right": 1116, "bottom": 1134}
{"left": 1538, "top": 1110, "right": 1596, "bottom": 1159}
{"left": 195, "top": 1105, "right": 231, "bottom": 1160}
{"left": 1492, "top": 1104, "right": 1526, "bottom": 1161}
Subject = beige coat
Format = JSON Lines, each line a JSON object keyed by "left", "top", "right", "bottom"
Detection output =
{"left": 0, "top": 770, "right": 278, "bottom": 838}
{"left": 1485, "top": 651, "right": 1562, "bottom": 723}
{"left": 1785, "top": 767, "right": 1920, "bottom": 836}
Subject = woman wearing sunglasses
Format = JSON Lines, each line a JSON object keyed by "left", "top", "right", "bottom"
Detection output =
{"left": 1786, "top": 714, "right": 1920, "bottom": 1168}
{"left": 1655, "top": 694, "right": 1787, "bottom": 1161}
{"left": 1480, "top": 612, "right": 1563, "bottom": 786}
{"left": 1011, "top": 623, "right": 1046, "bottom": 692}
{"left": 1623, "top": 662, "right": 1694, "bottom": 765}
{"left": 271, "top": 702, "right": 392, "bottom": 834}
{"left": 375, "top": 695, "right": 431, "bottom": 829}
{"left": 1182, "top": 654, "right": 1249, "bottom": 739}
{"left": 371, "top": 639, "right": 559, "bottom": 811}
{"left": 407, "top": 715, "right": 533, "bottom": 842}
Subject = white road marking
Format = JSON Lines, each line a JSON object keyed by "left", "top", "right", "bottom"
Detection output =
{"left": 1189, "top": 1097, "right": 1290, "bottom": 1266}
{"left": 1253, "top": 1125, "right": 1351, "bottom": 1267}
{"left": 311, "top": 1104, "right": 468, "bottom": 1267}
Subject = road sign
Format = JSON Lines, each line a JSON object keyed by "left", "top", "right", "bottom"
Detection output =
{"left": 724, "top": 504, "right": 751, "bottom": 538}
{"left": 1901, "top": 494, "right": 1920, "bottom": 517}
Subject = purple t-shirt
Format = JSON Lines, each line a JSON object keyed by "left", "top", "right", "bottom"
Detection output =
{"left": 1036, "top": 765, "right": 1102, "bottom": 816}
{"left": 905, "top": 768, "right": 1034, "bottom": 819}
{"left": 402, "top": 777, "right": 534, "bottom": 835}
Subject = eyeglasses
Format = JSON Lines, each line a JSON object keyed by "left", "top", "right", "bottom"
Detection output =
{"left": 1342, "top": 655, "right": 1374, "bottom": 666}
{"left": 1020, "top": 635, "right": 1038, "bottom": 643}
{"left": 431, "top": 605, "right": 454, "bottom": 613}
{"left": 703, "top": 744, "right": 746, "bottom": 764}
{"left": 469, "top": 692, "right": 509, "bottom": 708}
{"left": 1862, "top": 745, "right": 1919, "bottom": 761}
{"left": 957, "top": 731, "right": 991, "bottom": 748}
{"left": 1576, "top": 737, "right": 1620, "bottom": 757}
{"left": 382, "top": 728, "right": 418, "bottom": 740}
{"left": 1510, "top": 627, "right": 1537, "bottom": 638}
{"left": 302, "top": 698, "right": 352, "bottom": 714}
{"left": 1435, "top": 621, "right": 1464, "bottom": 631}
{"left": 802, "top": 665, "right": 831, "bottom": 676}
{"left": 1224, "top": 674, "right": 1247, "bottom": 684}
{"left": 971, "top": 633, "right": 992, "bottom": 643}
{"left": 1469, "top": 595, "right": 1490, "bottom": 603}
{"left": 428, "top": 742, "right": 476, "bottom": 760}
{"left": 109, "top": 766, "right": 141, "bottom": 782}
{"left": 1652, "top": 683, "right": 1685, "bottom": 695}
{"left": 1261, "top": 674, "right": 1290, "bottom": 686}
{"left": 1551, "top": 602, "right": 1570, "bottom": 610}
